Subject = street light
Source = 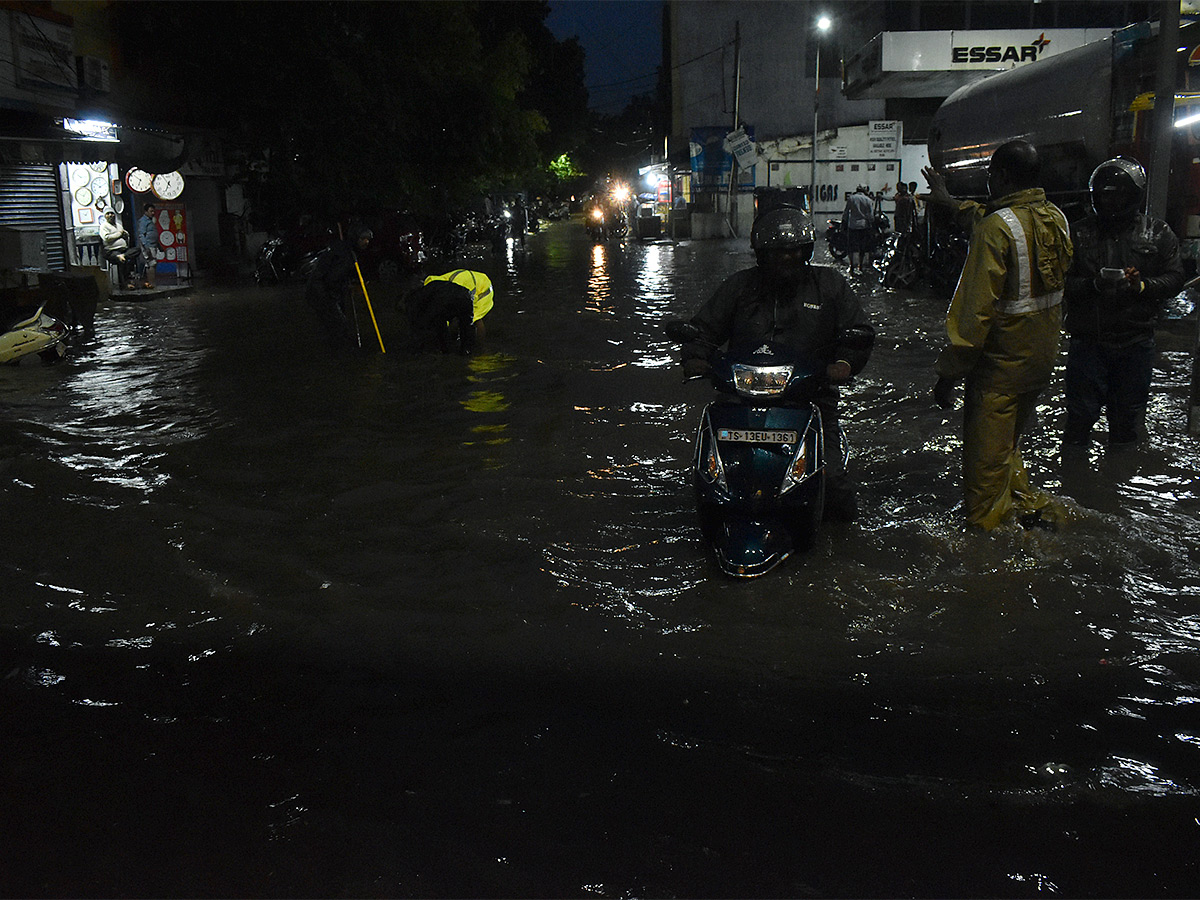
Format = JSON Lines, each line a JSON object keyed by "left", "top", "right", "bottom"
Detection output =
{"left": 810, "top": 14, "right": 832, "bottom": 216}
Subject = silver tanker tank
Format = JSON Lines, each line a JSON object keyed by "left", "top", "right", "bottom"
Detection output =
{"left": 927, "top": 26, "right": 1152, "bottom": 217}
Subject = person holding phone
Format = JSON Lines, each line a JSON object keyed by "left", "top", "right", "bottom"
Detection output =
{"left": 1063, "top": 158, "right": 1184, "bottom": 449}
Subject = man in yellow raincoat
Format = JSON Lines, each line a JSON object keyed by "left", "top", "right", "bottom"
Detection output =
{"left": 406, "top": 268, "right": 494, "bottom": 354}
{"left": 922, "top": 140, "right": 1073, "bottom": 530}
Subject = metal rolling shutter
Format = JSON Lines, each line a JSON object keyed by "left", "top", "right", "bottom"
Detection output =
{"left": 0, "top": 164, "right": 65, "bottom": 269}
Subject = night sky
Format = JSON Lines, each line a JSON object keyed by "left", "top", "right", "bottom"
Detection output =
{"left": 545, "top": 0, "right": 664, "bottom": 113}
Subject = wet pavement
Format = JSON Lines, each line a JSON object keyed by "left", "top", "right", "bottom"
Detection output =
{"left": 3, "top": 219, "right": 1200, "bottom": 897}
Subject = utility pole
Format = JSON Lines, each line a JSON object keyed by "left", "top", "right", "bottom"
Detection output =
{"left": 1148, "top": 0, "right": 1179, "bottom": 221}
{"left": 726, "top": 21, "right": 741, "bottom": 237}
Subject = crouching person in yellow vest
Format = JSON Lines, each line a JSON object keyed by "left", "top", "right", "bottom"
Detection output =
{"left": 405, "top": 269, "right": 494, "bottom": 355}
{"left": 922, "top": 140, "right": 1073, "bottom": 531}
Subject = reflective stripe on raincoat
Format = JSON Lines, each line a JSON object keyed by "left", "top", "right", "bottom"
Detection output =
{"left": 424, "top": 269, "right": 494, "bottom": 322}
{"left": 935, "top": 188, "right": 1072, "bottom": 395}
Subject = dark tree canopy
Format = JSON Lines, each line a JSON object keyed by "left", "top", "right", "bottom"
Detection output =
{"left": 115, "top": 1, "right": 590, "bottom": 220}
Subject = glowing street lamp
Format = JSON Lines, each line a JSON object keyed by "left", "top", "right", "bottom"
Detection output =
{"left": 811, "top": 14, "right": 832, "bottom": 214}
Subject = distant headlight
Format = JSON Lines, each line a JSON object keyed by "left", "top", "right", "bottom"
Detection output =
{"left": 731, "top": 363, "right": 793, "bottom": 397}
{"left": 590, "top": 208, "right": 604, "bottom": 220}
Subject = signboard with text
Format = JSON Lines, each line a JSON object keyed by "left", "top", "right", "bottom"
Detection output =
{"left": 882, "top": 29, "right": 1110, "bottom": 73}
{"left": 867, "top": 121, "right": 901, "bottom": 159}
{"left": 690, "top": 126, "right": 756, "bottom": 191}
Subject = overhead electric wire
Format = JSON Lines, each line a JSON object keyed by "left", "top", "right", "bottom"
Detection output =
{"left": 583, "top": 38, "right": 734, "bottom": 108}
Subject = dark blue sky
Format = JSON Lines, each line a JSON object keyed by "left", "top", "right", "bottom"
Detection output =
{"left": 545, "top": 0, "right": 664, "bottom": 113}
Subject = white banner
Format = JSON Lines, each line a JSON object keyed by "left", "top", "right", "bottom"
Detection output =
{"left": 724, "top": 128, "right": 758, "bottom": 170}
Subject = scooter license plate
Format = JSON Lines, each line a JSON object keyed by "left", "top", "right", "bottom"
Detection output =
{"left": 717, "top": 428, "right": 797, "bottom": 444}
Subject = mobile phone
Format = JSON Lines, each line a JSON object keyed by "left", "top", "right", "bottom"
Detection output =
{"left": 1100, "top": 267, "right": 1125, "bottom": 282}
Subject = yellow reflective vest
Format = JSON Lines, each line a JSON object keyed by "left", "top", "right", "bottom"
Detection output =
{"left": 423, "top": 269, "right": 494, "bottom": 323}
{"left": 936, "top": 188, "right": 1073, "bottom": 394}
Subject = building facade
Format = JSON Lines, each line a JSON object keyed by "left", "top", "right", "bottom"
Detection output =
{"left": 0, "top": 1, "right": 234, "bottom": 290}
{"left": 666, "top": 0, "right": 1165, "bottom": 236}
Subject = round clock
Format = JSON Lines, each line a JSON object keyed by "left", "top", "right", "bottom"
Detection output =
{"left": 151, "top": 172, "right": 185, "bottom": 200}
{"left": 125, "top": 168, "right": 153, "bottom": 193}
{"left": 88, "top": 161, "right": 107, "bottom": 173}
{"left": 74, "top": 186, "right": 93, "bottom": 206}
{"left": 90, "top": 175, "right": 109, "bottom": 197}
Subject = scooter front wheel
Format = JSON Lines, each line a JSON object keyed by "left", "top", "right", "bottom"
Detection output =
{"left": 789, "top": 472, "right": 826, "bottom": 551}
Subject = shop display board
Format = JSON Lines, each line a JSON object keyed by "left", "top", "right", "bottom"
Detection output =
{"left": 152, "top": 203, "right": 190, "bottom": 281}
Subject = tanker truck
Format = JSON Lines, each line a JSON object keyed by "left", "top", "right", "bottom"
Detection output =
{"left": 927, "top": 18, "right": 1200, "bottom": 274}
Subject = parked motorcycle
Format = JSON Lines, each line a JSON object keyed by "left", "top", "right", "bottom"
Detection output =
{"left": 254, "top": 223, "right": 334, "bottom": 286}
{"left": 877, "top": 211, "right": 969, "bottom": 297}
{"left": 824, "top": 217, "right": 848, "bottom": 261}
{"left": 0, "top": 306, "right": 68, "bottom": 365}
{"left": 824, "top": 212, "right": 891, "bottom": 266}
{"left": 667, "top": 321, "right": 845, "bottom": 578}
{"left": 879, "top": 228, "right": 924, "bottom": 290}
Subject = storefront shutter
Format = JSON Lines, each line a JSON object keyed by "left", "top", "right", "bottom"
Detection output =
{"left": 0, "top": 164, "right": 65, "bottom": 270}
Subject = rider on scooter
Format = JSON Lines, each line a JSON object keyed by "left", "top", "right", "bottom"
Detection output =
{"left": 681, "top": 206, "right": 875, "bottom": 520}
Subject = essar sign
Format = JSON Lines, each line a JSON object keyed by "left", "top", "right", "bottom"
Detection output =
{"left": 951, "top": 33, "right": 1052, "bottom": 67}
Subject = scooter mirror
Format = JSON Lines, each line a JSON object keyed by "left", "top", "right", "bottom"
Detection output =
{"left": 665, "top": 320, "right": 700, "bottom": 343}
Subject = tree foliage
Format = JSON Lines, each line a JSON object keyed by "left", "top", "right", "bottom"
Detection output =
{"left": 114, "top": 1, "right": 588, "bottom": 221}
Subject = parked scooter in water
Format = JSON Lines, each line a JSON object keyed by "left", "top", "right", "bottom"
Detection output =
{"left": 667, "top": 320, "right": 845, "bottom": 578}
{"left": 0, "top": 306, "right": 68, "bottom": 365}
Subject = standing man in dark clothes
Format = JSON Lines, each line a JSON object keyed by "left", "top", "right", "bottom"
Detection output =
{"left": 1062, "top": 157, "right": 1185, "bottom": 449}
{"left": 305, "top": 225, "right": 372, "bottom": 350}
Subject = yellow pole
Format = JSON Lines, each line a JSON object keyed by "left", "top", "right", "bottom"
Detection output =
{"left": 354, "top": 260, "right": 386, "bottom": 353}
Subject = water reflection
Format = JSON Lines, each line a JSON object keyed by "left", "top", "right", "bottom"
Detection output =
{"left": 586, "top": 243, "right": 613, "bottom": 314}
{"left": 460, "top": 352, "right": 514, "bottom": 458}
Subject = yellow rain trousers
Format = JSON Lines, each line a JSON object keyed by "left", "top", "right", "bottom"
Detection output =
{"left": 936, "top": 189, "right": 1073, "bottom": 530}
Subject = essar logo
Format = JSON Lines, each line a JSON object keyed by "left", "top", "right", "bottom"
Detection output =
{"left": 952, "top": 33, "right": 1051, "bottom": 64}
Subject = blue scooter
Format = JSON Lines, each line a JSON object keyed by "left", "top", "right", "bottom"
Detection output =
{"left": 668, "top": 321, "right": 845, "bottom": 578}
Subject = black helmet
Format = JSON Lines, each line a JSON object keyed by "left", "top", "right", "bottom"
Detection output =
{"left": 1089, "top": 158, "right": 1146, "bottom": 222}
{"left": 750, "top": 206, "right": 815, "bottom": 255}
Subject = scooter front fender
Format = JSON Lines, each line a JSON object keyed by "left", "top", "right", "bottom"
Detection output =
{"left": 705, "top": 511, "right": 795, "bottom": 578}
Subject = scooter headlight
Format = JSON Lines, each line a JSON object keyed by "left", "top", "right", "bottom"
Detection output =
{"left": 590, "top": 208, "right": 604, "bottom": 221}
{"left": 731, "top": 363, "right": 793, "bottom": 397}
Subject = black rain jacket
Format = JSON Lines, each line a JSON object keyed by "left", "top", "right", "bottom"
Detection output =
{"left": 683, "top": 264, "right": 874, "bottom": 379}
{"left": 1064, "top": 213, "right": 1185, "bottom": 348}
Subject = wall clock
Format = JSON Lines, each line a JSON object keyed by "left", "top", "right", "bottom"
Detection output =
{"left": 151, "top": 172, "right": 185, "bottom": 200}
{"left": 125, "top": 168, "right": 153, "bottom": 193}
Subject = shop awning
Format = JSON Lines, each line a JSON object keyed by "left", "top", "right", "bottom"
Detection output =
{"left": 0, "top": 110, "right": 188, "bottom": 171}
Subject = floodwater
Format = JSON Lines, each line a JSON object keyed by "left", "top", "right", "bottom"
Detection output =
{"left": 3, "top": 220, "right": 1200, "bottom": 898}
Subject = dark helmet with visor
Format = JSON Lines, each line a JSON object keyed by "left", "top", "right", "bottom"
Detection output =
{"left": 751, "top": 206, "right": 815, "bottom": 263}
{"left": 1089, "top": 158, "right": 1146, "bottom": 222}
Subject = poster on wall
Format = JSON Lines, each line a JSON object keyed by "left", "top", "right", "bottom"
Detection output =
{"left": 152, "top": 204, "right": 190, "bottom": 279}
{"left": 690, "top": 126, "right": 756, "bottom": 192}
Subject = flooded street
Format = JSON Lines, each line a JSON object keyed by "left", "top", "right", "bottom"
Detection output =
{"left": 4, "top": 218, "right": 1200, "bottom": 898}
